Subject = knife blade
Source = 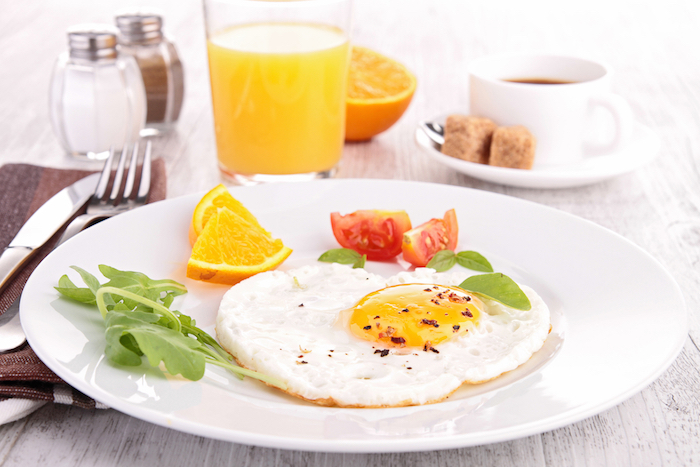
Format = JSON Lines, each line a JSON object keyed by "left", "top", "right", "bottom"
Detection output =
{"left": 0, "top": 172, "right": 100, "bottom": 294}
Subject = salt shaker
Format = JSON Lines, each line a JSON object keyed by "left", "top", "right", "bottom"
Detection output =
{"left": 115, "top": 12, "right": 184, "bottom": 135}
{"left": 49, "top": 25, "right": 147, "bottom": 160}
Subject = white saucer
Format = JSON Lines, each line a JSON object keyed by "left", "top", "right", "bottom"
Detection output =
{"left": 415, "top": 114, "right": 660, "bottom": 189}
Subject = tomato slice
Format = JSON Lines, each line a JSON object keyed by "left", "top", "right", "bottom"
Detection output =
{"left": 330, "top": 210, "right": 412, "bottom": 260}
{"left": 443, "top": 208, "right": 458, "bottom": 251}
{"left": 402, "top": 209, "right": 459, "bottom": 267}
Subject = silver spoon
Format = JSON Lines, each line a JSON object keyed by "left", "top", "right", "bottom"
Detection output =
{"left": 0, "top": 299, "right": 23, "bottom": 352}
{"left": 419, "top": 120, "right": 445, "bottom": 147}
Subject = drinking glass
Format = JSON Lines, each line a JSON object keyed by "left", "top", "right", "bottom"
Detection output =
{"left": 203, "top": 0, "right": 353, "bottom": 185}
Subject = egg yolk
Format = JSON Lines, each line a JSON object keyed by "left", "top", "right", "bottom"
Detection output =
{"left": 348, "top": 283, "right": 481, "bottom": 350}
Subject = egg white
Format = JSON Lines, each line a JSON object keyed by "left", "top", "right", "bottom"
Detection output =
{"left": 215, "top": 263, "right": 550, "bottom": 407}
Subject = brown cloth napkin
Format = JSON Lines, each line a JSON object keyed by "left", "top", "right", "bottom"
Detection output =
{"left": 0, "top": 161, "right": 166, "bottom": 409}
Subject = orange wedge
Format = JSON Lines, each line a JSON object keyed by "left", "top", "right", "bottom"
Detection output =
{"left": 345, "top": 46, "right": 416, "bottom": 141}
{"left": 189, "top": 184, "right": 268, "bottom": 246}
{"left": 187, "top": 207, "right": 292, "bottom": 285}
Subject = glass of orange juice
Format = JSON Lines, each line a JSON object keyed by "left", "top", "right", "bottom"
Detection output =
{"left": 203, "top": 0, "right": 352, "bottom": 185}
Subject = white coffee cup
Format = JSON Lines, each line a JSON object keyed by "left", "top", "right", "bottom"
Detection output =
{"left": 469, "top": 54, "right": 634, "bottom": 167}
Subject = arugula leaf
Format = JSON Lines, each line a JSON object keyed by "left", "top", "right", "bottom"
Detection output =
{"left": 456, "top": 251, "right": 494, "bottom": 272}
{"left": 96, "top": 286, "right": 181, "bottom": 330}
{"left": 352, "top": 254, "right": 367, "bottom": 269}
{"left": 426, "top": 250, "right": 457, "bottom": 272}
{"left": 56, "top": 274, "right": 96, "bottom": 304}
{"left": 106, "top": 309, "right": 206, "bottom": 380}
{"left": 56, "top": 265, "right": 287, "bottom": 389}
{"left": 162, "top": 293, "right": 175, "bottom": 309}
{"left": 119, "top": 332, "right": 144, "bottom": 359}
{"left": 99, "top": 265, "right": 187, "bottom": 308}
{"left": 177, "top": 312, "right": 236, "bottom": 368}
{"left": 73, "top": 266, "right": 101, "bottom": 295}
{"left": 458, "top": 273, "right": 531, "bottom": 310}
{"left": 104, "top": 309, "right": 159, "bottom": 366}
{"left": 318, "top": 248, "right": 363, "bottom": 265}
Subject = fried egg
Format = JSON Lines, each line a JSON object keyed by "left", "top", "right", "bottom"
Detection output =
{"left": 215, "top": 263, "right": 550, "bottom": 407}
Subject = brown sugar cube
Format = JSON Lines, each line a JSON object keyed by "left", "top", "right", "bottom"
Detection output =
{"left": 489, "top": 126, "right": 536, "bottom": 169}
{"left": 441, "top": 115, "right": 497, "bottom": 164}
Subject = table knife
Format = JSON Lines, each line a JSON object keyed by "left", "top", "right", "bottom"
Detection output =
{"left": 0, "top": 172, "right": 100, "bottom": 294}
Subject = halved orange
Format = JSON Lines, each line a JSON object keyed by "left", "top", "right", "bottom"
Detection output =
{"left": 186, "top": 207, "right": 292, "bottom": 285}
{"left": 189, "top": 184, "right": 268, "bottom": 246}
{"left": 345, "top": 46, "right": 417, "bottom": 141}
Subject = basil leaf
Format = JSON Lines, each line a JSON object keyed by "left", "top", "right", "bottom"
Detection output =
{"left": 352, "top": 254, "right": 367, "bottom": 269}
{"left": 456, "top": 251, "right": 494, "bottom": 272}
{"left": 426, "top": 250, "right": 456, "bottom": 272}
{"left": 458, "top": 273, "right": 531, "bottom": 310}
{"left": 318, "top": 248, "right": 362, "bottom": 265}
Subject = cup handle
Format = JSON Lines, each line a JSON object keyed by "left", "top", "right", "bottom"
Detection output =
{"left": 583, "top": 93, "right": 634, "bottom": 156}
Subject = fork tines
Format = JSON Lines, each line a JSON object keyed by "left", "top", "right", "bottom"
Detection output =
{"left": 96, "top": 141, "right": 152, "bottom": 206}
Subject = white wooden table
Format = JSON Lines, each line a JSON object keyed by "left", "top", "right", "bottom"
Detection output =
{"left": 1, "top": 0, "right": 698, "bottom": 465}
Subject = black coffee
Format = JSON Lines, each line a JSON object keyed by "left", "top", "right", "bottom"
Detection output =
{"left": 504, "top": 78, "right": 576, "bottom": 84}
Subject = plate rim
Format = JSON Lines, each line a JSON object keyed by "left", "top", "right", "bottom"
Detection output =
{"left": 20, "top": 179, "right": 688, "bottom": 453}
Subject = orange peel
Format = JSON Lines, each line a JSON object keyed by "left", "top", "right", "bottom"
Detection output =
{"left": 345, "top": 46, "right": 416, "bottom": 141}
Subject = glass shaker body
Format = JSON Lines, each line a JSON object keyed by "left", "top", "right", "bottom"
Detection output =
{"left": 49, "top": 51, "right": 146, "bottom": 160}
{"left": 118, "top": 38, "right": 184, "bottom": 134}
{"left": 116, "top": 13, "right": 184, "bottom": 135}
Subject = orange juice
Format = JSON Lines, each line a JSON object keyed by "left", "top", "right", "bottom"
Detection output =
{"left": 207, "top": 23, "right": 350, "bottom": 176}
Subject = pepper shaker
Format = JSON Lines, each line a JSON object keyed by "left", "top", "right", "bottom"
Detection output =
{"left": 49, "top": 25, "right": 147, "bottom": 160}
{"left": 116, "top": 12, "right": 184, "bottom": 135}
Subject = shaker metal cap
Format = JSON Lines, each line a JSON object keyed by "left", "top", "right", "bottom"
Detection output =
{"left": 115, "top": 12, "right": 164, "bottom": 44}
{"left": 67, "top": 24, "right": 119, "bottom": 60}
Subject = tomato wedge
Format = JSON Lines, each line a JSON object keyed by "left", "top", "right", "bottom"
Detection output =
{"left": 402, "top": 209, "right": 459, "bottom": 267}
{"left": 330, "top": 210, "right": 412, "bottom": 260}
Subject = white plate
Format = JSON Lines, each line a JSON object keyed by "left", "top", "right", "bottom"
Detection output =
{"left": 21, "top": 180, "right": 686, "bottom": 453}
{"left": 415, "top": 115, "right": 660, "bottom": 189}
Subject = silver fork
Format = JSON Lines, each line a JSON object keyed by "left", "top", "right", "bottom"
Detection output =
{"left": 57, "top": 141, "right": 152, "bottom": 245}
{"left": 0, "top": 141, "right": 152, "bottom": 353}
